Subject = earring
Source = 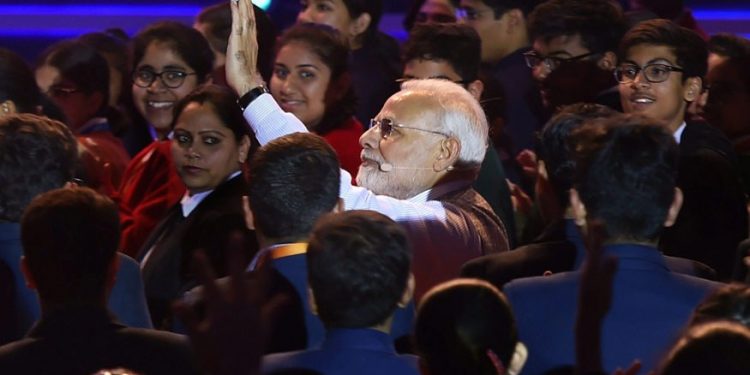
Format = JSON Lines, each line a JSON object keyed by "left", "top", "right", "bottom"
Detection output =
{"left": 2, "top": 104, "right": 8, "bottom": 113}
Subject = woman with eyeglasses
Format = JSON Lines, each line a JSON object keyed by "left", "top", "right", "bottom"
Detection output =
{"left": 35, "top": 40, "right": 131, "bottom": 199}
{"left": 117, "top": 21, "right": 214, "bottom": 257}
{"left": 270, "top": 23, "right": 362, "bottom": 178}
{"left": 139, "top": 84, "right": 259, "bottom": 331}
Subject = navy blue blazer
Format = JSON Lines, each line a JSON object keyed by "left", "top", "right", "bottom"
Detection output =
{"left": 0, "top": 223, "right": 152, "bottom": 343}
{"left": 267, "top": 247, "right": 415, "bottom": 348}
{"left": 261, "top": 328, "right": 419, "bottom": 375}
{"left": 504, "top": 243, "right": 722, "bottom": 375}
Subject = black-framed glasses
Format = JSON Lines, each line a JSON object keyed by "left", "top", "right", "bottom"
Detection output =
{"left": 370, "top": 118, "right": 450, "bottom": 140}
{"left": 614, "top": 63, "right": 684, "bottom": 84}
{"left": 47, "top": 85, "right": 80, "bottom": 98}
{"left": 132, "top": 69, "right": 197, "bottom": 89}
{"left": 523, "top": 51, "right": 597, "bottom": 72}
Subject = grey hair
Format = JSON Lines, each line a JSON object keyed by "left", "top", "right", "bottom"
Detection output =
{"left": 399, "top": 79, "right": 488, "bottom": 166}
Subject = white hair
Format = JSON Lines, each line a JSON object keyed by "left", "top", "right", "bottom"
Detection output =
{"left": 399, "top": 79, "right": 488, "bottom": 166}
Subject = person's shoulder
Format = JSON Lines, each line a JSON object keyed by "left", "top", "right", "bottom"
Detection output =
{"left": 504, "top": 270, "right": 579, "bottom": 300}
{"left": 682, "top": 120, "right": 735, "bottom": 158}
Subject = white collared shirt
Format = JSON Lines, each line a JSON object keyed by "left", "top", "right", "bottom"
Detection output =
{"left": 180, "top": 170, "right": 242, "bottom": 217}
{"left": 673, "top": 121, "right": 687, "bottom": 144}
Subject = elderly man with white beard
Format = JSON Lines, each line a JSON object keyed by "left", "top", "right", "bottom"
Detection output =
{"left": 226, "top": 0, "right": 509, "bottom": 300}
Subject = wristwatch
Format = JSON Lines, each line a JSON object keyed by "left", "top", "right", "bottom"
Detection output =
{"left": 237, "top": 85, "right": 270, "bottom": 111}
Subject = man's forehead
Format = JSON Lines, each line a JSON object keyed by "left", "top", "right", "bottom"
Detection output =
{"left": 625, "top": 44, "right": 678, "bottom": 65}
{"left": 404, "top": 59, "right": 461, "bottom": 80}
{"left": 533, "top": 34, "right": 588, "bottom": 55}
{"left": 379, "top": 92, "right": 435, "bottom": 120}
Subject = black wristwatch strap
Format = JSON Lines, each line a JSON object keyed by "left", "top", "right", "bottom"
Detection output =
{"left": 237, "top": 85, "right": 270, "bottom": 111}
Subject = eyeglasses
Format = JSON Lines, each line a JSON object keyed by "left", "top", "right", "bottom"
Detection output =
{"left": 456, "top": 8, "right": 494, "bottom": 21}
{"left": 614, "top": 63, "right": 684, "bottom": 84}
{"left": 370, "top": 118, "right": 450, "bottom": 140}
{"left": 132, "top": 69, "right": 197, "bottom": 89}
{"left": 395, "top": 77, "right": 468, "bottom": 85}
{"left": 47, "top": 85, "right": 80, "bottom": 98}
{"left": 523, "top": 51, "right": 597, "bottom": 72}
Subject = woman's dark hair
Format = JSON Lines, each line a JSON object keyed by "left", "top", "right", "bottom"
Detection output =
{"left": 171, "top": 84, "right": 252, "bottom": 142}
{"left": 0, "top": 48, "right": 40, "bottom": 114}
{"left": 37, "top": 40, "right": 110, "bottom": 117}
{"left": 276, "top": 23, "right": 357, "bottom": 135}
{"left": 341, "top": 0, "right": 382, "bottom": 42}
{"left": 131, "top": 21, "right": 214, "bottom": 83}
{"left": 79, "top": 31, "right": 130, "bottom": 98}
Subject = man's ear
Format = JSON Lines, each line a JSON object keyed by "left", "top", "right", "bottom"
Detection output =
{"left": 105, "top": 255, "right": 120, "bottom": 292}
{"left": 242, "top": 196, "right": 255, "bottom": 230}
{"left": 238, "top": 135, "right": 251, "bottom": 163}
{"left": 467, "top": 79, "right": 484, "bottom": 101}
{"left": 663, "top": 187, "right": 683, "bottom": 227}
{"left": 307, "top": 286, "right": 318, "bottom": 315}
{"left": 349, "top": 13, "right": 372, "bottom": 40}
{"left": 20, "top": 256, "right": 36, "bottom": 290}
{"left": 569, "top": 188, "right": 587, "bottom": 227}
{"left": 398, "top": 274, "right": 415, "bottom": 308}
{"left": 683, "top": 77, "right": 703, "bottom": 102}
{"left": 434, "top": 137, "right": 461, "bottom": 171}
{"left": 1, "top": 100, "right": 18, "bottom": 116}
{"left": 597, "top": 51, "right": 618, "bottom": 71}
{"left": 332, "top": 198, "right": 344, "bottom": 213}
{"left": 505, "top": 9, "right": 524, "bottom": 31}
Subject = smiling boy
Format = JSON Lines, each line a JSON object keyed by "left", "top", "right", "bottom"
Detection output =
{"left": 616, "top": 19, "right": 747, "bottom": 280}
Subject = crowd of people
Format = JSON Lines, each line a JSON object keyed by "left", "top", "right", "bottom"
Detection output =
{"left": 1, "top": 0, "right": 750, "bottom": 374}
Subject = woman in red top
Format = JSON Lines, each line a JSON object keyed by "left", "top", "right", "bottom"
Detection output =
{"left": 270, "top": 23, "right": 363, "bottom": 179}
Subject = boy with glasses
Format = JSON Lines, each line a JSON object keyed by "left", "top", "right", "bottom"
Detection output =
{"left": 617, "top": 19, "right": 747, "bottom": 281}
{"left": 525, "top": 0, "right": 627, "bottom": 114}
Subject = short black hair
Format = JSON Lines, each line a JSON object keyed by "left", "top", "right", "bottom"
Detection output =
{"left": 528, "top": 0, "right": 626, "bottom": 54}
{"left": 0, "top": 114, "right": 77, "bottom": 222}
{"left": 708, "top": 33, "right": 750, "bottom": 60}
{"left": 132, "top": 21, "right": 214, "bottom": 83}
{"left": 537, "top": 103, "right": 618, "bottom": 208}
{"left": 658, "top": 321, "right": 750, "bottom": 375}
{"left": 21, "top": 187, "right": 119, "bottom": 306}
{"left": 0, "top": 48, "right": 40, "bottom": 114}
{"left": 247, "top": 132, "right": 341, "bottom": 242}
{"left": 37, "top": 40, "right": 111, "bottom": 116}
{"left": 692, "top": 283, "right": 750, "bottom": 328}
{"left": 342, "top": 0, "right": 383, "bottom": 39}
{"left": 571, "top": 114, "right": 679, "bottom": 242}
{"left": 416, "top": 279, "right": 518, "bottom": 375}
{"left": 171, "top": 84, "right": 252, "bottom": 142}
{"left": 620, "top": 19, "right": 708, "bottom": 81}
{"left": 307, "top": 210, "right": 411, "bottom": 328}
{"left": 402, "top": 23, "right": 481, "bottom": 82}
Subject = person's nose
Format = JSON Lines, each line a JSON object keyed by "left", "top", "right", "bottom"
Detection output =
{"left": 360, "top": 125, "right": 380, "bottom": 150}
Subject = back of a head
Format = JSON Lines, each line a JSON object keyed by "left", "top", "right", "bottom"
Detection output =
{"left": 21, "top": 187, "right": 120, "bottom": 306}
{"left": 342, "top": 0, "right": 383, "bottom": 38}
{"left": 0, "top": 114, "right": 77, "bottom": 222}
{"left": 78, "top": 31, "right": 130, "bottom": 83}
{"left": 402, "top": 23, "right": 481, "bottom": 82}
{"left": 0, "top": 48, "right": 40, "bottom": 114}
{"left": 247, "top": 132, "right": 341, "bottom": 242}
{"left": 399, "top": 79, "right": 488, "bottom": 167}
{"left": 132, "top": 21, "right": 214, "bottom": 83}
{"left": 691, "top": 283, "right": 750, "bottom": 328}
{"left": 528, "top": 0, "right": 626, "bottom": 54}
{"left": 708, "top": 33, "right": 750, "bottom": 60}
{"left": 37, "top": 40, "right": 111, "bottom": 116}
{"left": 658, "top": 321, "right": 750, "bottom": 375}
{"left": 307, "top": 210, "right": 411, "bottom": 329}
{"left": 196, "top": 2, "right": 232, "bottom": 56}
{"left": 619, "top": 19, "right": 707, "bottom": 80}
{"left": 416, "top": 279, "right": 519, "bottom": 375}
{"left": 537, "top": 103, "right": 618, "bottom": 208}
{"left": 571, "top": 114, "right": 679, "bottom": 242}
{"left": 481, "top": 0, "right": 538, "bottom": 17}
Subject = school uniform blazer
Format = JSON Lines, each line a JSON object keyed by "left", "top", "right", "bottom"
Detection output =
{"left": 139, "top": 174, "right": 258, "bottom": 329}
{"left": 504, "top": 243, "right": 722, "bottom": 375}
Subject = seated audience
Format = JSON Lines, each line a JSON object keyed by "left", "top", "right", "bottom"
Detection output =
{"left": 261, "top": 210, "right": 419, "bottom": 375}
{"left": 117, "top": 21, "right": 213, "bottom": 256}
{"left": 0, "top": 114, "right": 151, "bottom": 345}
{"left": 415, "top": 278, "right": 526, "bottom": 375}
{"left": 297, "top": 0, "right": 401, "bottom": 125}
{"left": 505, "top": 115, "right": 722, "bottom": 374}
{"left": 463, "top": 103, "right": 716, "bottom": 288}
{"left": 0, "top": 187, "right": 198, "bottom": 374}
{"left": 525, "top": 0, "right": 626, "bottom": 114}
{"left": 616, "top": 19, "right": 748, "bottom": 280}
{"left": 35, "top": 40, "right": 130, "bottom": 197}
{"left": 269, "top": 23, "right": 362, "bottom": 178}
{"left": 655, "top": 321, "right": 750, "bottom": 375}
{"left": 138, "top": 85, "right": 258, "bottom": 329}
{"left": 403, "top": 0, "right": 459, "bottom": 31}
{"left": 401, "top": 23, "right": 515, "bottom": 244}
{"left": 228, "top": 1, "right": 509, "bottom": 301}
{"left": 243, "top": 132, "right": 414, "bottom": 347}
